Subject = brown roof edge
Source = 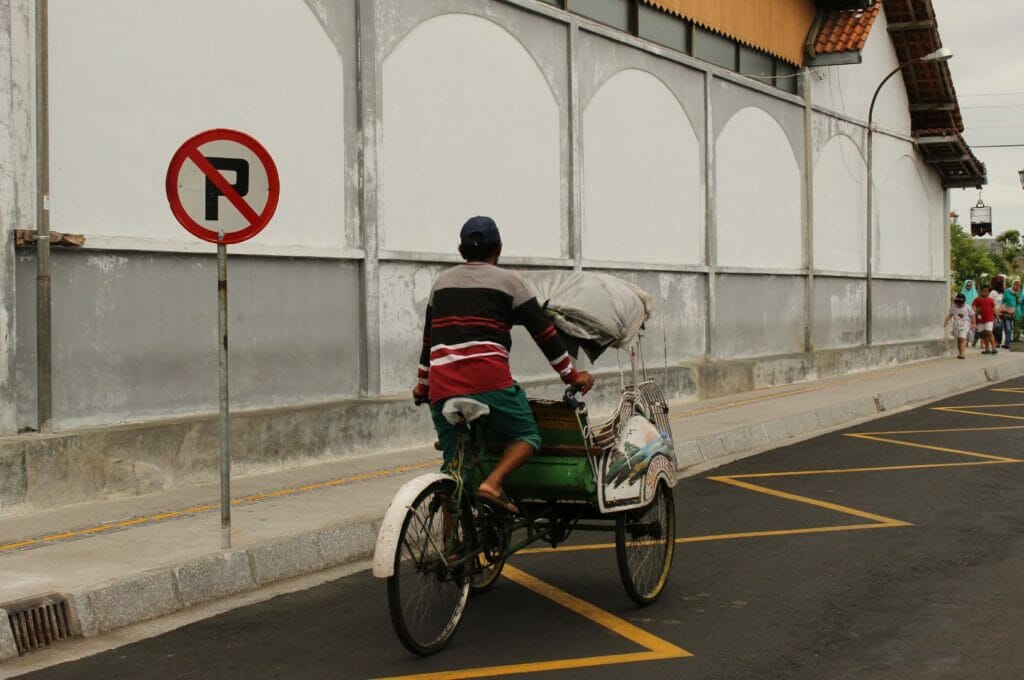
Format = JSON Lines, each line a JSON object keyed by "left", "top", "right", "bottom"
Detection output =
{"left": 883, "top": 0, "right": 986, "bottom": 187}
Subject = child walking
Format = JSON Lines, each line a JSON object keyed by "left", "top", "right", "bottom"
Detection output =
{"left": 944, "top": 293, "right": 973, "bottom": 359}
{"left": 972, "top": 284, "right": 998, "bottom": 355}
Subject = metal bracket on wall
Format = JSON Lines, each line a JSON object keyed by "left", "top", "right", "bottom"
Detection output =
{"left": 14, "top": 229, "right": 84, "bottom": 248}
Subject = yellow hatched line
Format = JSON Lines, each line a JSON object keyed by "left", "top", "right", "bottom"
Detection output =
{"left": 854, "top": 424, "right": 1024, "bottom": 435}
{"left": 846, "top": 433, "right": 1022, "bottom": 462}
{"left": 932, "top": 406, "right": 1024, "bottom": 421}
{"left": 375, "top": 565, "right": 689, "bottom": 680}
{"left": 708, "top": 476, "right": 910, "bottom": 526}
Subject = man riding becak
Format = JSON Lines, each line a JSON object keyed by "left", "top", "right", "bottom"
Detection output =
{"left": 412, "top": 216, "right": 595, "bottom": 514}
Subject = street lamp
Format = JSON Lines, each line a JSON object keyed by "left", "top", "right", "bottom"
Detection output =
{"left": 1018, "top": 168, "right": 1024, "bottom": 190}
{"left": 865, "top": 47, "right": 954, "bottom": 345}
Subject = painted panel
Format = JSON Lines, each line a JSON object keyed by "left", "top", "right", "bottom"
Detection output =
{"left": 15, "top": 252, "right": 361, "bottom": 429}
{"left": 870, "top": 280, "right": 946, "bottom": 344}
{"left": 713, "top": 274, "right": 805, "bottom": 358}
{"left": 582, "top": 69, "right": 702, "bottom": 265}
{"left": 379, "top": 14, "right": 563, "bottom": 259}
{"left": 876, "top": 145, "right": 934, "bottom": 277}
{"left": 716, "top": 107, "right": 802, "bottom": 269}
{"left": 814, "top": 134, "right": 866, "bottom": 273}
{"left": 813, "top": 277, "right": 866, "bottom": 349}
{"left": 48, "top": 0, "right": 349, "bottom": 254}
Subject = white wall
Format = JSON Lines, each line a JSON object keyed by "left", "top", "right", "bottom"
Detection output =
{"left": 716, "top": 106, "right": 802, "bottom": 270}
{"left": 379, "top": 13, "right": 563, "bottom": 259}
{"left": 581, "top": 68, "right": 702, "bottom": 265}
{"left": 875, "top": 137, "right": 935, "bottom": 277}
{"left": 814, "top": 133, "right": 866, "bottom": 273}
{"left": 48, "top": 0, "right": 347, "bottom": 255}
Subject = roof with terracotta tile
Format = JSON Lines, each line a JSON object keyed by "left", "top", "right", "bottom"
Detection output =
{"left": 813, "top": 4, "right": 879, "bottom": 55}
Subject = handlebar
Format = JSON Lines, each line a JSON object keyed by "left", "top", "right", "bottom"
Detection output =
{"left": 414, "top": 396, "right": 429, "bottom": 407}
{"left": 563, "top": 385, "right": 581, "bottom": 408}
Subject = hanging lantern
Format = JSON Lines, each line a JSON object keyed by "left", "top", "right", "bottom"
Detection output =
{"left": 970, "top": 196, "right": 992, "bottom": 237}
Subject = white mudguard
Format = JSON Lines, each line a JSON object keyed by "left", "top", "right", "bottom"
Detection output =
{"left": 372, "top": 472, "right": 454, "bottom": 578}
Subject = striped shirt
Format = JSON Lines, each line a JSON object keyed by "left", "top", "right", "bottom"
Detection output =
{"left": 417, "top": 262, "right": 579, "bottom": 403}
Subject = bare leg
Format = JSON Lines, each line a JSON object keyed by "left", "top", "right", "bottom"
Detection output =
{"left": 957, "top": 338, "right": 966, "bottom": 357}
{"left": 479, "top": 440, "right": 534, "bottom": 498}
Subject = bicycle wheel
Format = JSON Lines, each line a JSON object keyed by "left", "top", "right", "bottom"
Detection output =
{"left": 615, "top": 482, "right": 676, "bottom": 606}
{"left": 387, "top": 480, "right": 472, "bottom": 655}
{"left": 471, "top": 555, "right": 506, "bottom": 594}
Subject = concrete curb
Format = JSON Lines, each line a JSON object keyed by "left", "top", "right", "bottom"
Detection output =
{"left": 9, "top": 358, "right": 1023, "bottom": 654}
{"left": 0, "top": 608, "right": 17, "bottom": 662}
{"left": 65, "top": 519, "right": 381, "bottom": 639}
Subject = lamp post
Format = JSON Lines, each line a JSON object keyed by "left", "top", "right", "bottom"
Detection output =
{"left": 1018, "top": 169, "right": 1024, "bottom": 190}
{"left": 865, "top": 47, "right": 953, "bottom": 346}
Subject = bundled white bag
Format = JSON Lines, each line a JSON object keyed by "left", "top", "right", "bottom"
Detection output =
{"left": 523, "top": 271, "right": 653, "bottom": 360}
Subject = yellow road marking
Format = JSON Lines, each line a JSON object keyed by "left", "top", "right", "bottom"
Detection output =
{"left": 932, "top": 406, "right": 1024, "bottom": 421}
{"left": 854, "top": 424, "right": 1024, "bottom": 435}
{"left": 519, "top": 523, "right": 895, "bottom": 556}
{"left": 78, "top": 525, "right": 116, "bottom": 535}
{"left": 709, "top": 476, "right": 910, "bottom": 526}
{"left": 846, "top": 433, "right": 1021, "bottom": 462}
{"left": 376, "top": 564, "right": 689, "bottom": 680}
{"left": 42, "top": 532, "right": 77, "bottom": 541}
{"left": 117, "top": 518, "right": 150, "bottom": 528}
{"left": 0, "top": 540, "right": 37, "bottom": 550}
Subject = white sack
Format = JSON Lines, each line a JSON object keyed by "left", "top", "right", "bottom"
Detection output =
{"left": 523, "top": 271, "right": 653, "bottom": 349}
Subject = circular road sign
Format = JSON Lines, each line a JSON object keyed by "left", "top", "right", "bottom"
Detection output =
{"left": 165, "top": 129, "right": 280, "bottom": 245}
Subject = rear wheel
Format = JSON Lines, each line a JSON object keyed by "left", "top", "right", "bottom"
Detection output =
{"left": 387, "top": 480, "right": 471, "bottom": 655}
{"left": 615, "top": 482, "right": 676, "bottom": 606}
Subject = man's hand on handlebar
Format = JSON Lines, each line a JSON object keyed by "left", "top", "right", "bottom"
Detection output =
{"left": 412, "top": 383, "right": 429, "bottom": 405}
{"left": 572, "top": 370, "right": 595, "bottom": 395}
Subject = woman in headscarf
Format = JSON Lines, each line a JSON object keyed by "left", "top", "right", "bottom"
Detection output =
{"left": 961, "top": 280, "right": 979, "bottom": 345}
{"left": 1002, "top": 278, "right": 1023, "bottom": 348}
{"left": 961, "top": 279, "right": 978, "bottom": 306}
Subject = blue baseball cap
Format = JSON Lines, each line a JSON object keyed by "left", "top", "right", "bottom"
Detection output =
{"left": 459, "top": 216, "right": 501, "bottom": 249}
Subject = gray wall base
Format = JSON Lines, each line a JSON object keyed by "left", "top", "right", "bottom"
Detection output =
{"left": 0, "top": 339, "right": 953, "bottom": 512}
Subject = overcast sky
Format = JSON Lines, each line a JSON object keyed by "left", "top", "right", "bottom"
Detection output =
{"left": 931, "top": 0, "right": 1024, "bottom": 236}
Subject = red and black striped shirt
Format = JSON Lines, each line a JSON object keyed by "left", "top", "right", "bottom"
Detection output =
{"left": 417, "top": 263, "right": 579, "bottom": 403}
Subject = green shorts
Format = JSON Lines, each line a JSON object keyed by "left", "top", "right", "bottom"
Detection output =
{"left": 431, "top": 384, "right": 542, "bottom": 467}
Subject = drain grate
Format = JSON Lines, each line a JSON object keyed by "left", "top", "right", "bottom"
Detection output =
{"left": 4, "top": 594, "right": 75, "bottom": 655}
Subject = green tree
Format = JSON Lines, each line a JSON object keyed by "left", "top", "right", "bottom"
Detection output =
{"left": 994, "top": 229, "right": 1024, "bottom": 274}
{"left": 950, "top": 221, "right": 996, "bottom": 288}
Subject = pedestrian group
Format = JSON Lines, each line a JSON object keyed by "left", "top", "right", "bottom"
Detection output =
{"left": 945, "top": 275, "right": 1021, "bottom": 359}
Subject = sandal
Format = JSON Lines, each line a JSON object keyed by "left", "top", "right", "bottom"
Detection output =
{"left": 476, "top": 488, "right": 519, "bottom": 514}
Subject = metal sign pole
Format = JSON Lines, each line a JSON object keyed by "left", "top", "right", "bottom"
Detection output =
{"left": 217, "top": 238, "right": 231, "bottom": 549}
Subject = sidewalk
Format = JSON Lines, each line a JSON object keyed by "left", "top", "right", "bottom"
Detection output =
{"left": 3, "top": 350, "right": 1024, "bottom": 662}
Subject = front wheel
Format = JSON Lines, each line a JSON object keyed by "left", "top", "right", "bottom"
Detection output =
{"left": 387, "top": 480, "right": 471, "bottom": 655}
{"left": 615, "top": 482, "right": 676, "bottom": 606}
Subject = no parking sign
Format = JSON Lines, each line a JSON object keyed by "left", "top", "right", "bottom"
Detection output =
{"left": 165, "top": 128, "right": 280, "bottom": 548}
{"left": 165, "top": 128, "right": 279, "bottom": 244}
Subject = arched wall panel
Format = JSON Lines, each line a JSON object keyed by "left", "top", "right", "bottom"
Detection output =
{"left": 814, "top": 134, "right": 866, "bottom": 274}
{"left": 582, "top": 69, "right": 702, "bottom": 265}
{"left": 716, "top": 106, "right": 802, "bottom": 270}
{"left": 379, "top": 14, "right": 562, "bottom": 258}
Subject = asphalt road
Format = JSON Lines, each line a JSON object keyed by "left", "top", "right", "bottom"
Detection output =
{"left": 19, "top": 378, "right": 1024, "bottom": 680}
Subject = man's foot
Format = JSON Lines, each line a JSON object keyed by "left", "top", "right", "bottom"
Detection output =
{"left": 957, "top": 355, "right": 965, "bottom": 359}
{"left": 476, "top": 484, "right": 519, "bottom": 514}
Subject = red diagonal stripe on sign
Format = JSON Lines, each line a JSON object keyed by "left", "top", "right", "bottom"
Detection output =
{"left": 186, "top": 147, "right": 261, "bottom": 227}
